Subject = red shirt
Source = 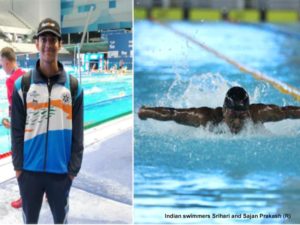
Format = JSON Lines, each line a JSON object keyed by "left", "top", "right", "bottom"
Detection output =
{"left": 6, "top": 68, "right": 26, "bottom": 109}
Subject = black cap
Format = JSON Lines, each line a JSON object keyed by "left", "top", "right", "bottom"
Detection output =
{"left": 223, "top": 86, "right": 250, "bottom": 111}
{"left": 34, "top": 18, "right": 61, "bottom": 39}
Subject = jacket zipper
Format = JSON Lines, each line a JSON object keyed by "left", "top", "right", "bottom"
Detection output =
{"left": 44, "top": 78, "right": 52, "bottom": 171}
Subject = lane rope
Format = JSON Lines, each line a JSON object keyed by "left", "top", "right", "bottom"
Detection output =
{"left": 0, "top": 151, "right": 11, "bottom": 160}
{"left": 156, "top": 21, "right": 300, "bottom": 101}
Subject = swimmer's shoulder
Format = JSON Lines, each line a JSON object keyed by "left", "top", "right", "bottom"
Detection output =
{"left": 192, "top": 106, "right": 223, "bottom": 124}
{"left": 249, "top": 103, "right": 270, "bottom": 122}
{"left": 213, "top": 107, "right": 224, "bottom": 124}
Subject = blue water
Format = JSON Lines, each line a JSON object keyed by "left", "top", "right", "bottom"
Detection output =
{"left": 81, "top": 74, "right": 132, "bottom": 126}
{"left": 0, "top": 73, "right": 132, "bottom": 154}
{"left": 134, "top": 21, "right": 300, "bottom": 224}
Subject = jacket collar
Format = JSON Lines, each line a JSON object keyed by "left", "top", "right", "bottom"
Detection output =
{"left": 33, "top": 59, "right": 66, "bottom": 84}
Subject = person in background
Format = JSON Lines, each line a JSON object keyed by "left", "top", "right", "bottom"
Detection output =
{"left": 0, "top": 46, "right": 26, "bottom": 209}
{"left": 119, "top": 59, "right": 124, "bottom": 70}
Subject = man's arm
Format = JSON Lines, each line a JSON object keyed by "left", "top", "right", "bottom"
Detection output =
{"left": 6, "top": 77, "right": 14, "bottom": 106}
{"left": 250, "top": 104, "right": 300, "bottom": 123}
{"left": 11, "top": 81, "right": 26, "bottom": 173}
{"left": 138, "top": 106, "right": 222, "bottom": 127}
{"left": 68, "top": 88, "right": 84, "bottom": 178}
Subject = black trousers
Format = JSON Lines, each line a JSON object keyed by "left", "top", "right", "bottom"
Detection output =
{"left": 17, "top": 171, "right": 72, "bottom": 224}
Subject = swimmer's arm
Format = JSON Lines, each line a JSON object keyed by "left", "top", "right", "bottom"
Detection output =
{"left": 251, "top": 104, "right": 300, "bottom": 122}
{"left": 138, "top": 106, "right": 217, "bottom": 127}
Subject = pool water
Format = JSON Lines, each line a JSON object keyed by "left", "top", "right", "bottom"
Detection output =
{"left": 134, "top": 21, "right": 300, "bottom": 224}
{"left": 82, "top": 74, "right": 132, "bottom": 126}
{"left": 0, "top": 72, "right": 132, "bottom": 154}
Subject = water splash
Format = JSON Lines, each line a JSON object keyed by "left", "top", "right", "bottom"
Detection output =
{"left": 158, "top": 72, "right": 233, "bottom": 108}
{"left": 84, "top": 86, "right": 103, "bottom": 95}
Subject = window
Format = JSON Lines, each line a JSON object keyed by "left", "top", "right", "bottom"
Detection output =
{"left": 109, "top": 0, "right": 116, "bottom": 8}
{"left": 78, "top": 4, "right": 95, "bottom": 13}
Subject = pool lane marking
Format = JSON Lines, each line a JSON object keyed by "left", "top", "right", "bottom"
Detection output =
{"left": 156, "top": 21, "right": 300, "bottom": 101}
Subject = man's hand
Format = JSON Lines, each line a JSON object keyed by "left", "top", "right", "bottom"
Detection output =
{"left": 138, "top": 106, "right": 148, "bottom": 120}
{"left": 68, "top": 174, "right": 75, "bottom": 181}
{"left": 2, "top": 118, "right": 11, "bottom": 129}
{"left": 15, "top": 170, "right": 22, "bottom": 178}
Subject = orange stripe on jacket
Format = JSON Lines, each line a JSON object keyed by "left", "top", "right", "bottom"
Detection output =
{"left": 27, "top": 99, "right": 72, "bottom": 119}
{"left": 25, "top": 129, "right": 34, "bottom": 133}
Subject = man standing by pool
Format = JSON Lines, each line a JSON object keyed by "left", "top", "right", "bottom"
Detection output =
{"left": 11, "top": 18, "right": 84, "bottom": 223}
{"left": 0, "top": 46, "right": 26, "bottom": 209}
{"left": 138, "top": 86, "right": 300, "bottom": 134}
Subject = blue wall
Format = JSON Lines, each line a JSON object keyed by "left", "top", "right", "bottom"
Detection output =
{"left": 61, "top": 0, "right": 132, "bottom": 33}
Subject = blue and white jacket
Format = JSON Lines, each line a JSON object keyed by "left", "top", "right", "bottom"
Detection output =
{"left": 11, "top": 61, "right": 84, "bottom": 176}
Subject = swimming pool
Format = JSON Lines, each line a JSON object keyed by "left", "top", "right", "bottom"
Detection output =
{"left": 134, "top": 21, "right": 300, "bottom": 224}
{"left": 0, "top": 72, "right": 132, "bottom": 154}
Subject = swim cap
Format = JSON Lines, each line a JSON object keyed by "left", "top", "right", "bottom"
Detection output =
{"left": 223, "top": 86, "right": 249, "bottom": 111}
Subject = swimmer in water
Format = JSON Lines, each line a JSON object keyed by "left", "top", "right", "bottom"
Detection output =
{"left": 138, "top": 86, "right": 300, "bottom": 134}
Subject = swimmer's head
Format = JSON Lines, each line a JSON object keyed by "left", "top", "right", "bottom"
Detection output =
{"left": 223, "top": 86, "right": 250, "bottom": 133}
{"left": 223, "top": 86, "right": 249, "bottom": 111}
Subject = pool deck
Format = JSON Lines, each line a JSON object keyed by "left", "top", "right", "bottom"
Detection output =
{"left": 0, "top": 115, "right": 133, "bottom": 224}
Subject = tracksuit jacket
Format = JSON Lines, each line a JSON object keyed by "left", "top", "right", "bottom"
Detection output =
{"left": 11, "top": 61, "right": 84, "bottom": 176}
